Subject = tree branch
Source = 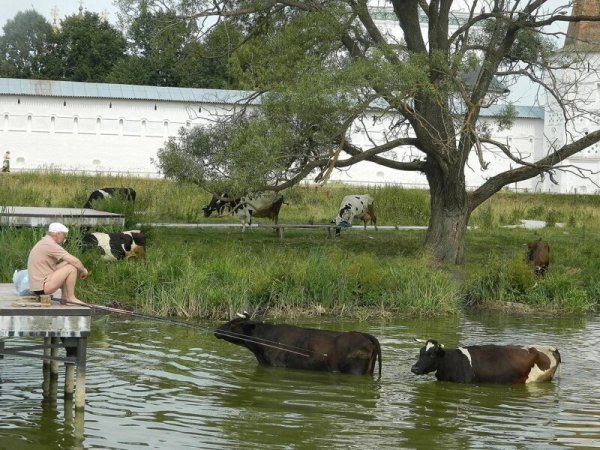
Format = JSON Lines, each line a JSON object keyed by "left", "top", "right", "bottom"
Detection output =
{"left": 469, "top": 129, "right": 600, "bottom": 211}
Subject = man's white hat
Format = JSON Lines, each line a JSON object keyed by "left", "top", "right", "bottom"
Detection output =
{"left": 48, "top": 222, "right": 69, "bottom": 233}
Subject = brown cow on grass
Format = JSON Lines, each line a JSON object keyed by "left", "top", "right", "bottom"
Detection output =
{"left": 527, "top": 239, "right": 550, "bottom": 276}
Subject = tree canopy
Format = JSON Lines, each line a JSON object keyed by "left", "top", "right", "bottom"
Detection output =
{"left": 0, "top": 10, "right": 54, "bottom": 79}
{"left": 55, "top": 12, "right": 127, "bottom": 82}
{"left": 155, "top": 0, "right": 600, "bottom": 264}
{"left": 0, "top": 5, "right": 241, "bottom": 88}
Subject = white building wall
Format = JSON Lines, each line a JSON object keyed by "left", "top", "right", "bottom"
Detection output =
{"left": 1, "top": 86, "right": 544, "bottom": 192}
{"left": 0, "top": 94, "right": 237, "bottom": 176}
{"left": 537, "top": 52, "right": 600, "bottom": 193}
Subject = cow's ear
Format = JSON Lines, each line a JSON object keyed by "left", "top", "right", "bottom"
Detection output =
{"left": 436, "top": 344, "right": 445, "bottom": 356}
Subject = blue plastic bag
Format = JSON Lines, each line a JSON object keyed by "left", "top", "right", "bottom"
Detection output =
{"left": 13, "top": 269, "right": 31, "bottom": 296}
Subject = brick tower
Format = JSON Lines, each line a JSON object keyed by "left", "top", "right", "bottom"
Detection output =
{"left": 565, "top": 0, "right": 600, "bottom": 49}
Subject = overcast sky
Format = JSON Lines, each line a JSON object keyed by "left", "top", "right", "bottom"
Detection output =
{"left": 0, "top": 0, "right": 119, "bottom": 28}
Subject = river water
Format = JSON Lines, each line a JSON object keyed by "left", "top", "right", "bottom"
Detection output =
{"left": 1, "top": 312, "right": 599, "bottom": 449}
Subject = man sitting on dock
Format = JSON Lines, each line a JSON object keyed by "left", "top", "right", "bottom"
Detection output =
{"left": 27, "top": 222, "right": 89, "bottom": 305}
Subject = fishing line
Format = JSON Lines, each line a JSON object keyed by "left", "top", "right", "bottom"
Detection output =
{"left": 62, "top": 300, "right": 312, "bottom": 357}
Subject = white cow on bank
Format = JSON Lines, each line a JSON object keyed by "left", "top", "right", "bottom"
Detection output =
{"left": 232, "top": 191, "right": 285, "bottom": 231}
{"left": 333, "top": 194, "right": 378, "bottom": 233}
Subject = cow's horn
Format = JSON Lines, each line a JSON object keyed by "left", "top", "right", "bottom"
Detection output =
{"left": 236, "top": 312, "right": 246, "bottom": 318}
{"left": 413, "top": 338, "right": 426, "bottom": 343}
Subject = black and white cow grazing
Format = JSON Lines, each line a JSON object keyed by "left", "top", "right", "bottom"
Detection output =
{"left": 231, "top": 191, "right": 285, "bottom": 231}
{"left": 83, "top": 187, "right": 137, "bottom": 209}
{"left": 333, "top": 194, "right": 377, "bottom": 235}
{"left": 215, "top": 312, "right": 382, "bottom": 376}
{"left": 202, "top": 191, "right": 236, "bottom": 217}
{"left": 81, "top": 230, "right": 146, "bottom": 261}
{"left": 411, "top": 339, "right": 561, "bottom": 384}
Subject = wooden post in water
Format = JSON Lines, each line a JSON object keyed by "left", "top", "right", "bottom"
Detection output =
{"left": 43, "top": 337, "right": 51, "bottom": 370}
{"left": 50, "top": 337, "right": 59, "bottom": 377}
{"left": 75, "top": 336, "right": 87, "bottom": 409}
{"left": 64, "top": 363, "right": 75, "bottom": 399}
{"left": 42, "top": 337, "right": 55, "bottom": 399}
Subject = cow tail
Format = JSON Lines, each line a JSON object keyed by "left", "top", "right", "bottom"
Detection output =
{"left": 367, "top": 334, "right": 382, "bottom": 379}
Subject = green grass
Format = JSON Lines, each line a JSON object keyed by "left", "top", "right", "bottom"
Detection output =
{"left": 1, "top": 172, "right": 600, "bottom": 319}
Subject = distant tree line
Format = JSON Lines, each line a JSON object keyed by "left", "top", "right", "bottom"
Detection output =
{"left": 0, "top": 8, "right": 244, "bottom": 89}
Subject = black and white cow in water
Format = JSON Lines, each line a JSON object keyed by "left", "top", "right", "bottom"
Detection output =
{"left": 202, "top": 191, "right": 236, "bottom": 217}
{"left": 81, "top": 230, "right": 146, "bottom": 261}
{"left": 83, "top": 187, "right": 136, "bottom": 209}
{"left": 411, "top": 339, "right": 561, "bottom": 384}
{"left": 231, "top": 191, "right": 285, "bottom": 231}
{"left": 333, "top": 194, "right": 377, "bottom": 236}
{"left": 215, "top": 312, "right": 382, "bottom": 376}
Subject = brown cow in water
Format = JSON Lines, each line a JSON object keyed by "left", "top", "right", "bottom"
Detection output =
{"left": 411, "top": 339, "right": 561, "bottom": 384}
{"left": 527, "top": 239, "right": 550, "bottom": 276}
{"left": 214, "top": 312, "right": 382, "bottom": 377}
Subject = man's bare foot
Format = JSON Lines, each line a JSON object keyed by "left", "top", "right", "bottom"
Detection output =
{"left": 63, "top": 298, "right": 87, "bottom": 306}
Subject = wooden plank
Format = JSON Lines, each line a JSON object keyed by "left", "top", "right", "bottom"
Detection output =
{"left": 255, "top": 223, "right": 339, "bottom": 240}
{"left": 0, "top": 206, "right": 124, "bottom": 228}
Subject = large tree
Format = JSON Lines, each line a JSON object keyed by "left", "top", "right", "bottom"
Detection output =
{"left": 111, "top": 2, "right": 243, "bottom": 88}
{"left": 0, "top": 10, "right": 54, "bottom": 79}
{"left": 54, "top": 12, "right": 126, "bottom": 82}
{"left": 156, "top": 0, "right": 600, "bottom": 264}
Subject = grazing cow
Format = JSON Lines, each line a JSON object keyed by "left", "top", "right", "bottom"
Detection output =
{"left": 527, "top": 239, "right": 550, "bottom": 276}
{"left": 231, "top": 191, "right": 285, "bottom": 231}
{"left": 411, "top": 339, "right": 561, "bottom": 384}
{"left": 333, "top": 194, "right": 377, "bottom": 234}
{"left": 83, "top": 187, "right": 136, "bottom": 209}
{"left": 202, "top": 191, "right": 236, "bottom": 217}
{"left": 215, "top": 312, "right": 382, "bottom": 376}
{"left": 81, "top": 230, "right": 146, "bottom": 261}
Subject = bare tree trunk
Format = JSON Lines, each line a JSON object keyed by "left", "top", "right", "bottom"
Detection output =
{"left": 424, "top": 168, "right": 470, "bottom": 265}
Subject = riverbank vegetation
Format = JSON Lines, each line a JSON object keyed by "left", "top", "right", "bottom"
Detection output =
{"left": 2, "top": 172, "right": 600, "bottom": 318}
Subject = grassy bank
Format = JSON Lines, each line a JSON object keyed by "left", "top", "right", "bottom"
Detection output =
{"left": 1, "top": 172, "right": 600, "bottom": 318}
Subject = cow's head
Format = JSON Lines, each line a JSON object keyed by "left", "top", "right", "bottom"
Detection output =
{"left": 411, "top": 339, "right": 445, "bottom": 375}
{"left": 124, "top": 231, "right": 146, "bottom": 260}
{"left": 214, "top": 311, "right": 256, "bottom": 343}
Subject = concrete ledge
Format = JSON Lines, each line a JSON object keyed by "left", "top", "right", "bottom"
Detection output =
{"left": 1, "top": 206, "right": 124, "bottom": 228}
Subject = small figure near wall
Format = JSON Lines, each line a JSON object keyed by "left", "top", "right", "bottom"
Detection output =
{"left": 2, "top": 150, "right": 10, "bottom": 172}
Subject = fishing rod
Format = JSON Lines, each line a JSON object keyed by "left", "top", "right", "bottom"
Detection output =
{"left": 61, "top": 300, "right": 312, "bottom": 357}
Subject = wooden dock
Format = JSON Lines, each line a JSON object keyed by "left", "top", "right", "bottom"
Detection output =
{"left": 0, "top": 206, "right": 124, "bottom": 228}
{"left": 0, "top": 283, "right": 91, "bottom": 410}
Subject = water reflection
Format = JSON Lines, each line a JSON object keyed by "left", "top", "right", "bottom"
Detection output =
{"left": 215, "top": 366, "right": 379, "bottom": 448}
{"left": 1, "top": 313, "right": 599, "bottom": 448}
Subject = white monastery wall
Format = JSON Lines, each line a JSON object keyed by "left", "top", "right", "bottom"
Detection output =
{"left": 536, "top": 52, "right": 600, "bottom": 193}
{"left": 0, "top": 94, "right": 241, "bottom": 175}
{"left": 1, "top": 85, "right": 545, "bottom": 192}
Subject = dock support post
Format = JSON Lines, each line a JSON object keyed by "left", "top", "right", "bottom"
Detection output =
{"left": 43, "top": 337, "right": 51, "bottom": 371}
{"left": 50, "top": 337, "right": 59, "bottom": 377}
{"left": 75, "top": 336, "right": 87, "bottom": 409}
{"left": 64, "top": 363, "right": 75, "bottom": 400}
